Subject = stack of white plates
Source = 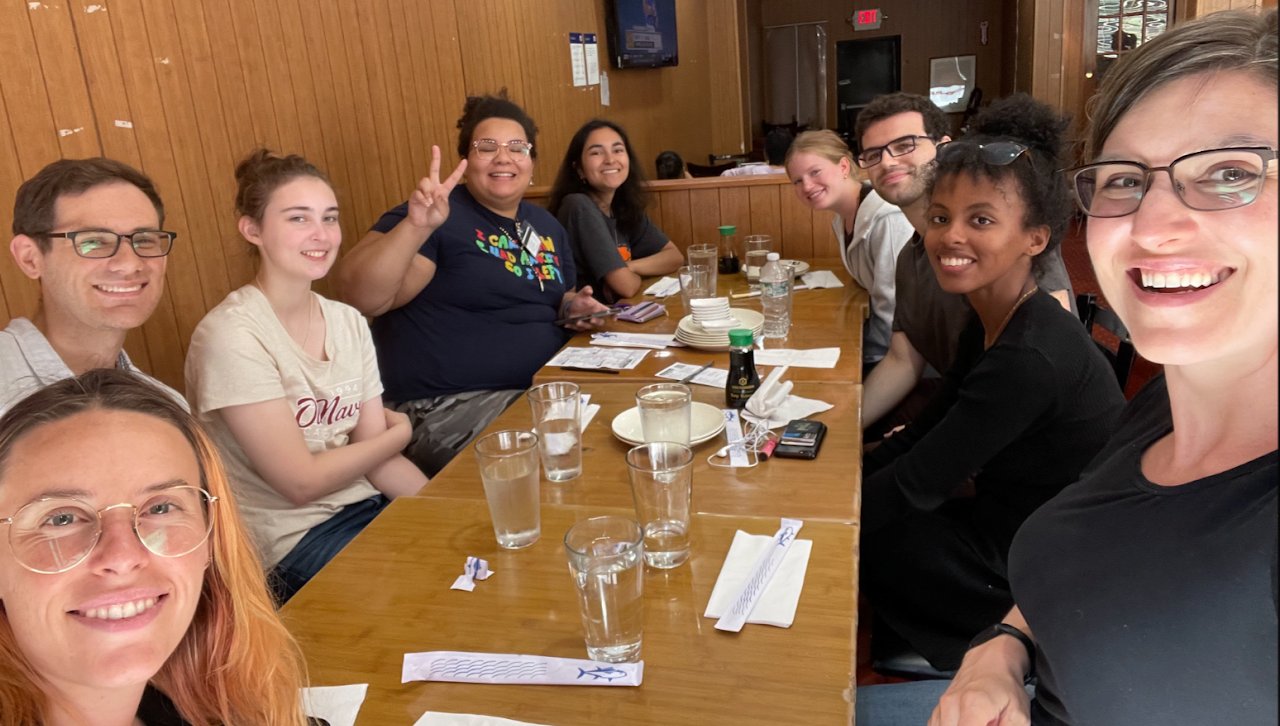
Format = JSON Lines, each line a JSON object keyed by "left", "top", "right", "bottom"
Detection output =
{"left": 674, "top": 308, "right": 765, "bottom": 351}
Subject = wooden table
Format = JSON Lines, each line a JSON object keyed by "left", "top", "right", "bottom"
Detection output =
{"left": 536, "top": 259, "right": 870, "bottom": 385}
{"left": 425, "top": 381, "right": 864, "bottom": 524}
{"left": 283, "top": 497, "right": 860, "bottom": 725}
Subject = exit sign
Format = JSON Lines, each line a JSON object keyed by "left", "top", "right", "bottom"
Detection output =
{"left": 854, "top": 8, "right": 882, "bottom": 30}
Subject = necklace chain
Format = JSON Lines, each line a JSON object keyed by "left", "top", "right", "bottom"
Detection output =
{"left": 986, "top": 284, "right": 1038, "bottom": 349}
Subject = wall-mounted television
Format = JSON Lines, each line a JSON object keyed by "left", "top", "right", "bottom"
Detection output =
{"left": 605, "top": 0, "right": 678, "bottom": 69}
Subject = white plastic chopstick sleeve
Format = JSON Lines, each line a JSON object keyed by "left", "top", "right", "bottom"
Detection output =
{"left": 402, "top": 652, "right": 643, "bottom": 687}
{"left": 714, "top": 518, "right": 804, "bottom": 632}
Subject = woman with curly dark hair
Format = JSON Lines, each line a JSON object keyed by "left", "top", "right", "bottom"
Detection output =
{"left": 548, "top": 119, "right": 682, "bottom": 302}
{"left": 857, "top": 93, "right": 1125, "bottom": 675}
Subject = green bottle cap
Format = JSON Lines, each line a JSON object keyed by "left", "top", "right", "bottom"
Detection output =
{"left": 728, "top": 328, "right": 754, "bottom": 347}
{"left": 718, "top": 225, "right": 737, "bottom": 235}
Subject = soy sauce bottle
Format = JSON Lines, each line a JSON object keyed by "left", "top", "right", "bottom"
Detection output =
{"left": 717, "top": 224, "right": 740, "bottom": 274}
{"left": 725, "top": 328, "right": 760, "bottom": 408}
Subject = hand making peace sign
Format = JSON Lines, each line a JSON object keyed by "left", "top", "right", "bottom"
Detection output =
{"left": 406, "top": 145, "right": 467, "bottom": 232}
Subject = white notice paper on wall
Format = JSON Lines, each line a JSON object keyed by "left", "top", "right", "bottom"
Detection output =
{"left": 600, "top": 71, "right": 610, "bottom": 106}
{"left": 569, "top": 32, "right": 588, "bottom": 87}
{"left": 584, "top": 32, "right": 600, "bottom": 84}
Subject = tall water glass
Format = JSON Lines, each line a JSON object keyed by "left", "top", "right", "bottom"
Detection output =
{"left": 473, "top": 430, "right": 541, "bottom": 549}
{"left": 626, "top": 442, "right": 694, "bottom": 569}
{"left": 564, "top": 516, "right": 645, "bottom": 663}
{"left": 527, "top": 382, "right": 582, "bottom": 482}
{"left": 678, "top": 264, "right": 712, "bottom": 312}
{"left": 686, "top": 243, "right": 718, "bottom": 295}
{"left": 744, "top": 235, "right": 773, "bottom": 283}
{"left": 636, "top": 382, "right": 691, "bottom": 445}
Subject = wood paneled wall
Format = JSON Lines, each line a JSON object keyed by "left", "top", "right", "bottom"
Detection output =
{"left": 0, "top": 0, "right": 748, "bottom": 389}
{"left": 529, "top": 174, "right": 838, "bottom": 260}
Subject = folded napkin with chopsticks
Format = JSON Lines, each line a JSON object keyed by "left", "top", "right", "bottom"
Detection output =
{"left": 643, "top": 276, "right": 680, "bottom": 298}
{"left": 301, "top": 684, "right": 367, "bottom": 726}
{"left": 742, "top": 367, "right": 834, "bottom": 429}
{"left": 799, "top": 270, "right": 844, "bottom": 289}
{"left": 415, "top": 713, "right": 551, "bottom": 726}
{"left": 704, "top": 526, "right": 812, "bottom": 628}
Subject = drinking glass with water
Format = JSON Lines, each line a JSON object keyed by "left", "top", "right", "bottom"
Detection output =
{"left": 527, "top": 381, "right": 582, "bottom": 482}
{"left": 473, "top": 430, "right": 541, "bottom": 549}
{"left": 564, "top": 516, "right": 645, "bottom": 663}
{"left": 626, "top": 442, "right": 694, "bottom": 569}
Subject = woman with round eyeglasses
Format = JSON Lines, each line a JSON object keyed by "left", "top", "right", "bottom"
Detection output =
{"left": 921, "top": 10, "right": 1277, "bottom": 726}
{"left": 856, "top": 93, "right": 1125, "bottom": 684}
{"left": 0, "top": 369, "right": 308, "bottom": 725}
{"left": 547, "top": 119, "right": 683, "bottom": 302}
{"left": 335, "top": 91, "right": 608, "bottom": 477}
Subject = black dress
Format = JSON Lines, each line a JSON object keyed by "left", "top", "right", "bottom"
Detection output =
{"left": 136, "top": 685, "right": 191, "bottom": 726}
{"left": 859, "top": 291, "right": 1125, "bottom": 670}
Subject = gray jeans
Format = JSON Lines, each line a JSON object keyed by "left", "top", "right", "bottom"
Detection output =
{"left": 394, "top": 389, "right": 523, "bottom": 477}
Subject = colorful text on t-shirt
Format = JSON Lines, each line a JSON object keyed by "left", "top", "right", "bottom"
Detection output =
{"left": 474, "top": 227, "right": 565, "bottom": 285}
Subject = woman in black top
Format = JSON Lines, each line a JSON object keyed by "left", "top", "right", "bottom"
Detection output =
{"left": 859, "top": 94, "right": 1125, "bottom": 671}
{"left": 931, "top": 9, "right": 1277, "bottom": 726}
{"left": 548, "top": 119, "right": 682, "bottom": 302}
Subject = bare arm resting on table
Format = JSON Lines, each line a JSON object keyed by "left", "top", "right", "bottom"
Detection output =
{"left": 334, "top": 146, "right": 463, "bottom": 317}
{"left": 930, "top": 607, "right": 1034, "bottom": 726}
{"left": 351, "top": 397, "right": 429, "bottom": 497}
{"left": 602, "top": 241, "right": 683, "bottom": 298}
{"left": 218, "top": 396, "right": 414, "bottom": 506}
{"left": 862, "top": 330, "right": 926, "bottom": 430}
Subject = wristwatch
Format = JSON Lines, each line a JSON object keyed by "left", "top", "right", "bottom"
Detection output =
{"left": 968, "top": 623, "right": 1036, "bottom": 682}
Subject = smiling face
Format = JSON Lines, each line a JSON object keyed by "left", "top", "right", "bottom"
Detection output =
{"left": 925, "top": 172, "right": 1047, "bottom": 298}
{"left": 0, "top": 408, "right": 208, "bottom": 697}
{"left": 579, "top": 127, "right": 630, "bottom": 196}
{"left": 786, "top": 151, "right": 853, "bottom": 211}
{"left": 240, "top": 176, "right": 341, "bottom": 283}
{"left": 14, "top": 182, "right": 167, "bottom": 339}
{"left": 860, "top": 111, "right": 942, "bottom": 207}
{"left": 1085, "top": 71, "right": 1278, "bottom": 366}
{"left": 466, "top": 117, "right": 534, "bottom": 215}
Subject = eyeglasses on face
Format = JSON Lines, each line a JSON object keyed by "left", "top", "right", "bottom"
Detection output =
{"left": 1066, "top": 146, "right": 1277, "bottom": 218}
{"left": 471, "top": 139, "right": 533, "bottom": 160}
{"left": 856, "top": 134, "right": 936, "bottom": 168}
{"left": 935, "top": 140, "right": 1032, "bottom": 168}
{"left": 45, "top": 229, "right": 177, "bottom": 259}
{"left": 0, "top": 485, "right": 217, "bottom": 574}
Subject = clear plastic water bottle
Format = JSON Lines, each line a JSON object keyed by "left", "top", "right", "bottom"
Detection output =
{"left": 759, "top": 252, "right": 791, "bottom": 339}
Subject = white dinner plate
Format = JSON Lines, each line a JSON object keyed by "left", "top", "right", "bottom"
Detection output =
{"left": 610, "top": 402, "right": 727, "bottom": 447}
{"left": 781, "top": 260, "right": 811, "bottom": 276}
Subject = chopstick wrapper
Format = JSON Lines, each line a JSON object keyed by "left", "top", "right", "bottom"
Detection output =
{"left": 742, "top": 367, "right": 833, "bottom": 429}
{"left": 704, "top": 530, "right": 812, "bottom": 628}
{"left": 403, "top": 652, "right": 643, "bottom": 687}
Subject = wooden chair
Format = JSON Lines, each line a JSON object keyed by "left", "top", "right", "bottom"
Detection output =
{"left": 1077, "top": 293, "right": 1137, "bottom": 390}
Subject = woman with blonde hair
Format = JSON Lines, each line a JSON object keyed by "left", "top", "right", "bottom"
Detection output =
{"left": 786, "top": 129, "right": 913, "bottom": 369}
{"left": 0, "top": 368, "right": 308, "bottom": 725}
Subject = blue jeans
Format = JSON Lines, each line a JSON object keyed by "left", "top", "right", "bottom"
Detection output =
{"left": 856, "top": 681, "right": 1037, "bottom": 725}
{"left": 269, "top": 494, "right": 390, "bottom": 605}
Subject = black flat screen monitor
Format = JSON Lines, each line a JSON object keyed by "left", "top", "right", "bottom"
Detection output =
{"left": 606, "top": 0, "right": 678, "bottom": 69}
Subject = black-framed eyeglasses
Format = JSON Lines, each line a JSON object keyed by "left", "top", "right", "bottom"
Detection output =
{"left": 936, "top": 140, "right": 1032, "bottom": 168}
{"left": 0, "top": 485, "right": 217, "bottom": 574}
{"left": 45, "top": 229, "right": 177, "bottom": 259}
{"left": 1066, "top": 146, "right": 1277, "bottom": 218}
{"left": 471, "top": 138, "right": 533, "bottom": 160}
{"left": 855, "top": 135, "right": 936, "bottom": 168}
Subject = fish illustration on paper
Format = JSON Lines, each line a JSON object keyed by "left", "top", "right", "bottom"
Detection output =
{"left": 577, "top": 666, "right": 629, "bottom": 682}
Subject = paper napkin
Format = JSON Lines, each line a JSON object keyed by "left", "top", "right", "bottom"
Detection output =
{"left": 704, "top": 530, "right": 812, "bottom": 628}
{"left": 415, "top": 713, "right": 551, "bottom": 726}
{"left": 643, "top": 276, "right": 680, "bottom": 297}
{"left": 300, "top": 683, "right": 367, "bottom": 726}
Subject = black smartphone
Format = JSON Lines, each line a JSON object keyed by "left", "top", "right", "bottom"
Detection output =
{"left": 773, "top": 419, "right": 827, "bottom": 460}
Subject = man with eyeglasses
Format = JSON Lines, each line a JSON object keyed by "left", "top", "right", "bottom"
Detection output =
{"left": 854, "top": 93, "right": 1074, "bottom": 438}
{"left": 2, "top": 158, "right": 179, "bottom": 413}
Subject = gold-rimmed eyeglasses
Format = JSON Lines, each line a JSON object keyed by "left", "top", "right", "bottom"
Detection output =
{"left": 471, "top": 138, "right": 533, "bottom": 160}
{"left": 1066, "top": 147, "right": 1278, "bottom": 218}
{"left": 0, "top": 485, "right": 217, "bottom": 574}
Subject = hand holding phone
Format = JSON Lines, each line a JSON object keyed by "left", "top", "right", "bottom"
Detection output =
{"left": 554, "top": 308, "right": 619, "bottom": 326}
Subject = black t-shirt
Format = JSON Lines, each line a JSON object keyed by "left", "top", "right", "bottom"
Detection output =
{"left": 137, "top": 685, "right": 191, "bottom": 726}
{"left": 556, "top": 193, "right": 669, "bottom": 302}
{"left": 368, "top": 186, "right": 574, "bottom": 402}
{"left": 1010, "top": 376, "right": 1279, "bottom": 725}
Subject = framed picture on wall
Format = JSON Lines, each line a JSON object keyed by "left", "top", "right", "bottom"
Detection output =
{"left": 929, "top": 55, "right": 976, "bottom": 112}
